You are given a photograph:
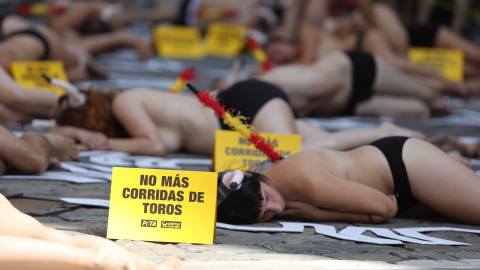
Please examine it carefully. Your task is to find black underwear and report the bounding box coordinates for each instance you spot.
[406,22,440,47]
[216,79,299,130]
[3,28,50,60]
[369,136,419,213]
[343,51,376,115]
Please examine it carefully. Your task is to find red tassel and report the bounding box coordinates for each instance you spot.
[197,90,226,118]
[179,68,196,81]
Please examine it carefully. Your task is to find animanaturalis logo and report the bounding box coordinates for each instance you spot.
[161,221,182,229]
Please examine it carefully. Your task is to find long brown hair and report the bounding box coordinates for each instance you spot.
[55,88,128,138]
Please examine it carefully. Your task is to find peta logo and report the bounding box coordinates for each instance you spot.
[161,221,182,229]
[140,219,157,227]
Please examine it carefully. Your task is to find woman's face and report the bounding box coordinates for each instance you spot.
[264,41,297,64]
[258,182,285,222]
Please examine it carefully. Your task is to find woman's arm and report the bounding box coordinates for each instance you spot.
[48,125,110,151]
[277,200,395,223]
[298,166,398,221]
[296,23,321,64]
[110,97,167,157]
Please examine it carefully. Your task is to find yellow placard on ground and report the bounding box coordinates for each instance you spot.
[153,25,205,59]
[408,47,464,82]
[213,130,302,172]
[10,60,68,95]
[107,167,217,244]
[205,22,247,58]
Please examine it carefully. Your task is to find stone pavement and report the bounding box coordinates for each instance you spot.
[3,21,480,270]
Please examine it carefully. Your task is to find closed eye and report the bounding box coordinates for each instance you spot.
[260,191,269,221]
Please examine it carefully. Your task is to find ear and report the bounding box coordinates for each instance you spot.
[222,170,244,190]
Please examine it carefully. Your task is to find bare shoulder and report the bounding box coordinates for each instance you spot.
[265,150,329,175]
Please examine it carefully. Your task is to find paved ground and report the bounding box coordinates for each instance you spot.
[3,15,480,270]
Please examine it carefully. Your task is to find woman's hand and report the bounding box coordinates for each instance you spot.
[386,194,398,219]
[76,130,110,150]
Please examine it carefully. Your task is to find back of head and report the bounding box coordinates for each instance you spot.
[56,88,127,138]
[217,171,265,224]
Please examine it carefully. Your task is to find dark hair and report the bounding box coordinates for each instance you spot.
[217,171,265,224]
[55,88,128,138]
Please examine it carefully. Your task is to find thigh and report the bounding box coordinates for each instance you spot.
[372,2,409,56]
[355,95,430,119]
[252,98,297,134]
[403,138,480,224]
[373,56,435,99]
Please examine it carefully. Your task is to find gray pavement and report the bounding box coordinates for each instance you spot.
[3,21,480,270]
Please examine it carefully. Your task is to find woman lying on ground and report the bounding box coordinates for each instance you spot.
[0,193,181,269]
[264,12,468,96]
[0,14,107,82]
[257,50,452,119]
[48,79,424,156]
[216,136,480,225]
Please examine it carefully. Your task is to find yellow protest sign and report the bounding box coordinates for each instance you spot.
[205,22,247,58]
[10,60,68,95]
[408,47,464,82]
[213,130,302,171]
[153,25,205,59]
[107,167,217,244]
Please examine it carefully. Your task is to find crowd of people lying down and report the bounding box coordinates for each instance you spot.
[2,0,480,269]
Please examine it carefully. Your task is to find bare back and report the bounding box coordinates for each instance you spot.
[262,147,394,202]
[113,89,220,155]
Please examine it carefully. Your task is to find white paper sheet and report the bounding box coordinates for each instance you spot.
[0,172,105,184]
[217,221,480,245]
[61,198,110,207]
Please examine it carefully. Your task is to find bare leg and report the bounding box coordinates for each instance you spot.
[298,120,426,151]
[372,56,453,114]
[0,68,58,118]
[76,30,153,59]
[252,98,297,134]
[371,2,409,56]
[355,95,432,119]
[0,194,181,270]
[362,29,468,97]
[404,138,480,225]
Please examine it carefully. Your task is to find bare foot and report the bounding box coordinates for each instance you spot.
[44,133,80,161]
[377,122,426,140]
